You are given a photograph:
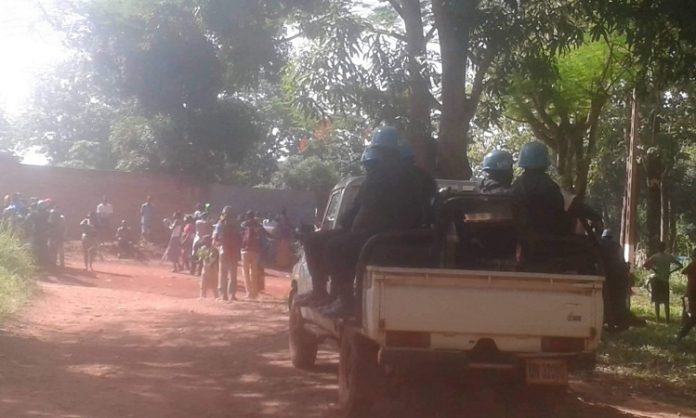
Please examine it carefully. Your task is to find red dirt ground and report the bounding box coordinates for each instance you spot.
[0,243,694,417]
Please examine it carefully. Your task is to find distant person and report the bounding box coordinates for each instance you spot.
[140,196,154,242]
[214,206,241,301]
[47,203,66,268]
[26,199,51,267]
[599,229,631,330]
[116,220,133,258]
[196,235,219,299]
[274,208,294,269]
[193,203,205,220]
[80,214,98,271]
[678,249,696,340]
[240,210,267,300]
[191,212,214,276]
[164,212,184,272]
[96,195,114,242]
[644,242,683,322]
[181,215,195,272]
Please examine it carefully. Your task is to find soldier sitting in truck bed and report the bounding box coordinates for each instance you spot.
[512,141,602,274]
[292,127,403,309]
[294,126,434,318]
[479,149,514,195]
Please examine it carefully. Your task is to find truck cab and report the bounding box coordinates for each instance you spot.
[289,176,604,416]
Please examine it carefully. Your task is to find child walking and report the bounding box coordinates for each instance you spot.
[196,236,219,298]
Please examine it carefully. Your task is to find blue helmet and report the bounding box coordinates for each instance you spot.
[482,150,513,172]
[518,141,551,170]
[370,126,400,149]
[361,146,382,163]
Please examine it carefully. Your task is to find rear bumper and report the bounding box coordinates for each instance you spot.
[378,348,596,373]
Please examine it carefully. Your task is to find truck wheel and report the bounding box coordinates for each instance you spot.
[338,331,385,417]
[289,304,318,369]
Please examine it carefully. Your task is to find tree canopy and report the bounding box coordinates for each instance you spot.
[3,0,696,253]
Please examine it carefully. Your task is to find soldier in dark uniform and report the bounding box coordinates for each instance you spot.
[512,141,570,237]
[479,150,514,194]
[293,127,404,308]
[295,127,433,318]
[400,143,438,225]
[26,200,51,267]
[599,229,631,330]
[319,140,434,318]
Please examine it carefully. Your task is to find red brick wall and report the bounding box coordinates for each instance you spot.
[0,162,316,241]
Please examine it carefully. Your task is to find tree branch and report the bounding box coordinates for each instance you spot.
[430,92,443,111]
[425,25,437,42]
[280,31,305,43]
[516,101,555,144]
[530,94,559,132]
[366,26,407,42]
[386,0,405,19]
[464,43,498,121]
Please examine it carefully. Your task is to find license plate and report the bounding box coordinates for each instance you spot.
[525,359,568,385]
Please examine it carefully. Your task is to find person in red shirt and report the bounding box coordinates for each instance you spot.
[678,249,696,340]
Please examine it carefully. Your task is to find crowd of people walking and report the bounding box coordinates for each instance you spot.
[161,204,293,301]
[2,193,66,269]
[1,191,297,303]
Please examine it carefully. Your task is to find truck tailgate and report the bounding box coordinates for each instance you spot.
[364,267,603,350]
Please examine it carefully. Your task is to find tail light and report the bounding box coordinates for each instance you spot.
[541,337,585,353]
[385,331,430,348]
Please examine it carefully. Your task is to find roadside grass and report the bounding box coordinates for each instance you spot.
[598,278,696,406]
[0,223,36,319]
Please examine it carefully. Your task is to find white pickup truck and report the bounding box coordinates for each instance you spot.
[289,176,604,416]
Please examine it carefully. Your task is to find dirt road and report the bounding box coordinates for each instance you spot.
[0,245,693,418]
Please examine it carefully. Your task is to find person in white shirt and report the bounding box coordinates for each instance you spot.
[95,196,114,241]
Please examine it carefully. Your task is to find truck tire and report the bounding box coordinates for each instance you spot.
[338,331,385,417]
[289,304,318,369]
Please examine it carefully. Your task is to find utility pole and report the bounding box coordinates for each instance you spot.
[623,90,639,264]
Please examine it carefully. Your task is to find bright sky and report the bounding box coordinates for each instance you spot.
[0,0,68,118]
[0,0,68,164]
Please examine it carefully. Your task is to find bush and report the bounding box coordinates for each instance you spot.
[0,222,36,317]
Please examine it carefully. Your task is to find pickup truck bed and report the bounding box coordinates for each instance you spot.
[363,266,603,354]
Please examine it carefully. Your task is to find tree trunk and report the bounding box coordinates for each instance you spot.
[661,180,668,244]
[620,190,627,244]
[669,193,677,253]
[432,0,473,180]
[401,0,436,173]
[644,99,663,255]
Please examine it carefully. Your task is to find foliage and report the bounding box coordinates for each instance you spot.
[10,0,303,180]
[273,156,339,197]
[504,36,632,195]
[585,95,630,230]
[270,116,366,197]
[16,58,125,169]
[0,223,35,318]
